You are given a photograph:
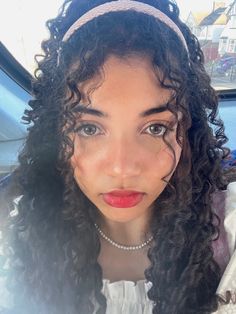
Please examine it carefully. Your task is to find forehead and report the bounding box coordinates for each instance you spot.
[76,54,173,111]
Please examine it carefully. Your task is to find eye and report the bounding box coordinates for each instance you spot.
[143,123,170,137]
[75,123,102,137]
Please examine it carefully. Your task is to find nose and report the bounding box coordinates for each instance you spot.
[106,136,142,179]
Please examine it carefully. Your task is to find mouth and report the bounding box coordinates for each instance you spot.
[102,190,145,208]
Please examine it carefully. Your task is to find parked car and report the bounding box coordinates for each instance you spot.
[215,56,236,75]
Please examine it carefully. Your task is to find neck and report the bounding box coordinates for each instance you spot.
[96,208,153,246]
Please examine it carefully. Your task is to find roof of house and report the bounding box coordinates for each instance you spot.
[214,13,228,25]
[226,0,236,15]
[200,7,227,26]
[191,12,210,25]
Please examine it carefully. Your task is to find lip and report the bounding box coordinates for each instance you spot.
[106,190,144,196]
[102,190,145,208]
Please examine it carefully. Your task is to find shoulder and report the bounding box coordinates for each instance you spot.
[211,182,236,271]
[216,250,236,308]
[212,182,236,254]
[0,249,14,311]
[223,182,236,256]
[213,182,236,305]
[0,193,24,312]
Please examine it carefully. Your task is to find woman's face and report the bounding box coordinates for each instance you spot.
[70,54,182,223]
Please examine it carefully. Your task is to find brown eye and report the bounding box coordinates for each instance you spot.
[144,124,168,137]
[76,123,101,137]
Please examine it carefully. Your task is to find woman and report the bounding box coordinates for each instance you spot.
[0,0,235,313]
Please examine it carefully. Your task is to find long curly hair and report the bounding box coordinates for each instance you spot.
[0,0,232,313]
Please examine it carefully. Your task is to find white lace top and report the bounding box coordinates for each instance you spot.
[1,182,236,313]
[101,279,154,313]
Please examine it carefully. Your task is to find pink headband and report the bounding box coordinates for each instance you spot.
[61,0,188,52]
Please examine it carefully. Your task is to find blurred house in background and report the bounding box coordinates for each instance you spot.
[218,0,236,56]
[185,11,209,37]
[186,0,236,62]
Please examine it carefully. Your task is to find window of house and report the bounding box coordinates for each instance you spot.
[228,39,236,52]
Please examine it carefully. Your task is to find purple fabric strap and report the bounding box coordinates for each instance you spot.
[212,190,230,273]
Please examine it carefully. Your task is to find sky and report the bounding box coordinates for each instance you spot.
[176,0,230,20]
[0,0,233,73]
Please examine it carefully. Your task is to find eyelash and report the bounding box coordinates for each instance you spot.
[75,122,174,138]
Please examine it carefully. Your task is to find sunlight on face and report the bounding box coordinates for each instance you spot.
[70,54,182,223]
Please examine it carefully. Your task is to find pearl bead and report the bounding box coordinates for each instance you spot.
[94,223,153,250]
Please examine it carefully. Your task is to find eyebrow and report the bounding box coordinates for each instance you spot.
[73,103,169,118]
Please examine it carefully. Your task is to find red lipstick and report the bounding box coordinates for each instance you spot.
[102,190,144,208]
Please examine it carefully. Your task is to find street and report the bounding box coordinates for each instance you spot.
[211,76,236,90]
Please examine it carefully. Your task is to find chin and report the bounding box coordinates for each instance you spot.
[99,207,148,223]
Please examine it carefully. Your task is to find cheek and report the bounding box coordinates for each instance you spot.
[71,153,94,195]
[71,136,95,171]
[152,140,182,180]
[70,139,103,191]
[71,143,105,174]
[70,138,89,189]
[71,152,92,180]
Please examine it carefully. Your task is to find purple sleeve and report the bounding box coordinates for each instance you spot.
[211,190,231,274]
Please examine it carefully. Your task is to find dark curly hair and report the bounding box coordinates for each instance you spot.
[0,0,233,313]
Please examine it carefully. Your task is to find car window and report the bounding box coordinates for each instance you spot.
[0,1,64,74]
[0,68,31,177]
[218,98,236,149]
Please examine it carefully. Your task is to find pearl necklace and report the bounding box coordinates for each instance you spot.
[94,223,153,250]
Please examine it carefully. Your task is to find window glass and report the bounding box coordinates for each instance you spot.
[0,69,31,175]
[0,1,64,73]
[0,0,235,91]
